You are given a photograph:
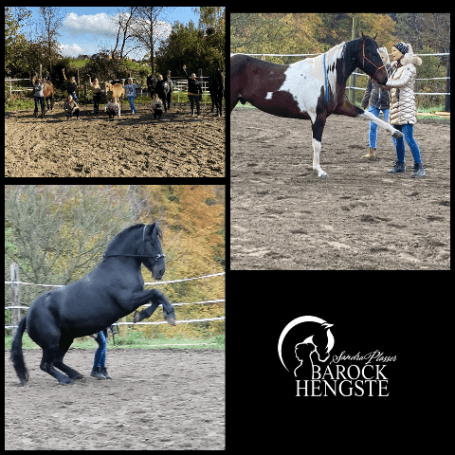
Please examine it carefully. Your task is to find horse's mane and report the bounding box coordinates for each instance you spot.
[105,223,163,253]
[104,224,142,254]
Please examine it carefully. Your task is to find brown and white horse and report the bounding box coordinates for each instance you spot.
[231,33,403,178]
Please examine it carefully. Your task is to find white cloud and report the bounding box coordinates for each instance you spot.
[60,12,172,59]
[63,12,116,38]
[59,42,85,57]
[63,12,172,41]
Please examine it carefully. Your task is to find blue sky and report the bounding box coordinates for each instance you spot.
[21,7,201,60]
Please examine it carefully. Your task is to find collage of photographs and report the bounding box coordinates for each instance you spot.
[5,8,450,450]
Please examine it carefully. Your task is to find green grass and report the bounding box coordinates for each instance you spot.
[5,330,225,351]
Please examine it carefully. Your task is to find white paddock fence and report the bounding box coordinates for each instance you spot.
[5,263,225,340]
[239,52,450,97]
[5,77,216,105]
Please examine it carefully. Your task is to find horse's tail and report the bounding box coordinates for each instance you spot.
[10,317,29,386]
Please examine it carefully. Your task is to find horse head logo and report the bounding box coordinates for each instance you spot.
[278,316,335,378]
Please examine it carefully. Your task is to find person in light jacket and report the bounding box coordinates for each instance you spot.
[385,42,426,178]
[33,78,45,117]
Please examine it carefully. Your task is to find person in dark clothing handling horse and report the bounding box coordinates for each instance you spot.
[183,64,203,118]
[91,328,111,379]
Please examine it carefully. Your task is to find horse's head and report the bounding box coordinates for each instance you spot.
[142,223,166,280]
[357,32,388,86]
[305,322,335,362]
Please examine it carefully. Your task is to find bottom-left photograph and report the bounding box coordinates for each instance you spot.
[5,184,225,450]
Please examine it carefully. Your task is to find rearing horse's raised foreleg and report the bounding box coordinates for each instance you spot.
[130,289,176,326]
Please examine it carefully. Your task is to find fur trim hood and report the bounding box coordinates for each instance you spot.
[378,47,390,66]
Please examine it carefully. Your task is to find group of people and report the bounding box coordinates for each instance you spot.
[33,64,205,121]
[361,41,426,178]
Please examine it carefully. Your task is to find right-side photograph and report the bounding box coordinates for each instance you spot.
[230,12,450,270]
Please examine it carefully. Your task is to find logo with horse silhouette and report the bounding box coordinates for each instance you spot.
[278,316,395,397]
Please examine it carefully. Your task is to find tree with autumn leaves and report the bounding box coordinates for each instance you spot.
[5,185,225,340]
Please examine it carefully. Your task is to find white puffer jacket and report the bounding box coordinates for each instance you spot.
[386,44,422,125]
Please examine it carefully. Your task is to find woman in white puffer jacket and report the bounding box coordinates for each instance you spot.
[385,42,426,178]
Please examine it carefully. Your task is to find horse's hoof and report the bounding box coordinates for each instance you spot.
[318,172,328,178]
[133,311,142,323]
[166,317,176,326]
[392,130,404,139]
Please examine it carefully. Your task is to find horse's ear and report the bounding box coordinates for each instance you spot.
[372,34,377,41]
[359,30,365,39]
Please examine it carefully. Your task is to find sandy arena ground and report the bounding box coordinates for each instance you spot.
[231,109,450,270]
[5,348,225,450]
[5,103,225,177]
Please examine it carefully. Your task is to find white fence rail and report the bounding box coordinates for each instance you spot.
[4,78,34,97]
[5,77,216,104]
[5,263,225,335]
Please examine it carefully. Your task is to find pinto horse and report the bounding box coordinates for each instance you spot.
[11,223,176,386]
[231,33,404,178]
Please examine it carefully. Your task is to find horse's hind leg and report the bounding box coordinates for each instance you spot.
[40,346,74,384]
[53,336,84,381]
[27,308,73,384]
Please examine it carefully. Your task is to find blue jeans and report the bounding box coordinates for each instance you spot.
[127,96,136,114]
[93,330,107,368]
[34,96,45,114]
[368,106,390,148]
[188,94,200,115]
[392,124,422,165]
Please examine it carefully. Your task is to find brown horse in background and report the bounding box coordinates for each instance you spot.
[30,71,55,113]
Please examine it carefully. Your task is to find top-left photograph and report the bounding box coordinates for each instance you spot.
[5,6,226,177]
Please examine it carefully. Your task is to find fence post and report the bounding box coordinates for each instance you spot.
[121,317,127,338]
[198,68,204,104]
[10,263,20,338]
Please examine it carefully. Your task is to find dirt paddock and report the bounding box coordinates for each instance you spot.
[5,103,225,177]
[231,109,450,270]
[5,348,225,450]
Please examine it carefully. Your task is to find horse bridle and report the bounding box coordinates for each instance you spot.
[103,225,166,262]
[362,40,385,77]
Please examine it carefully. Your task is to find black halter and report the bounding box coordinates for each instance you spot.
[103,225,166,261]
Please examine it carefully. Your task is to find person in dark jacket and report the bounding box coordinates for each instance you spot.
[183,64,203,118]
[360,47,391,160]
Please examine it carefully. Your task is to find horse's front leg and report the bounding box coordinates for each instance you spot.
[311,114,328,178]
[131,289,176,326]
[335,98,404,139]
[360,109,404,139]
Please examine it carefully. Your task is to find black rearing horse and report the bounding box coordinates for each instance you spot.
[11,223,176,386]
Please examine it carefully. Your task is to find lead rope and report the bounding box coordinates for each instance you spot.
[323,53,329,102]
